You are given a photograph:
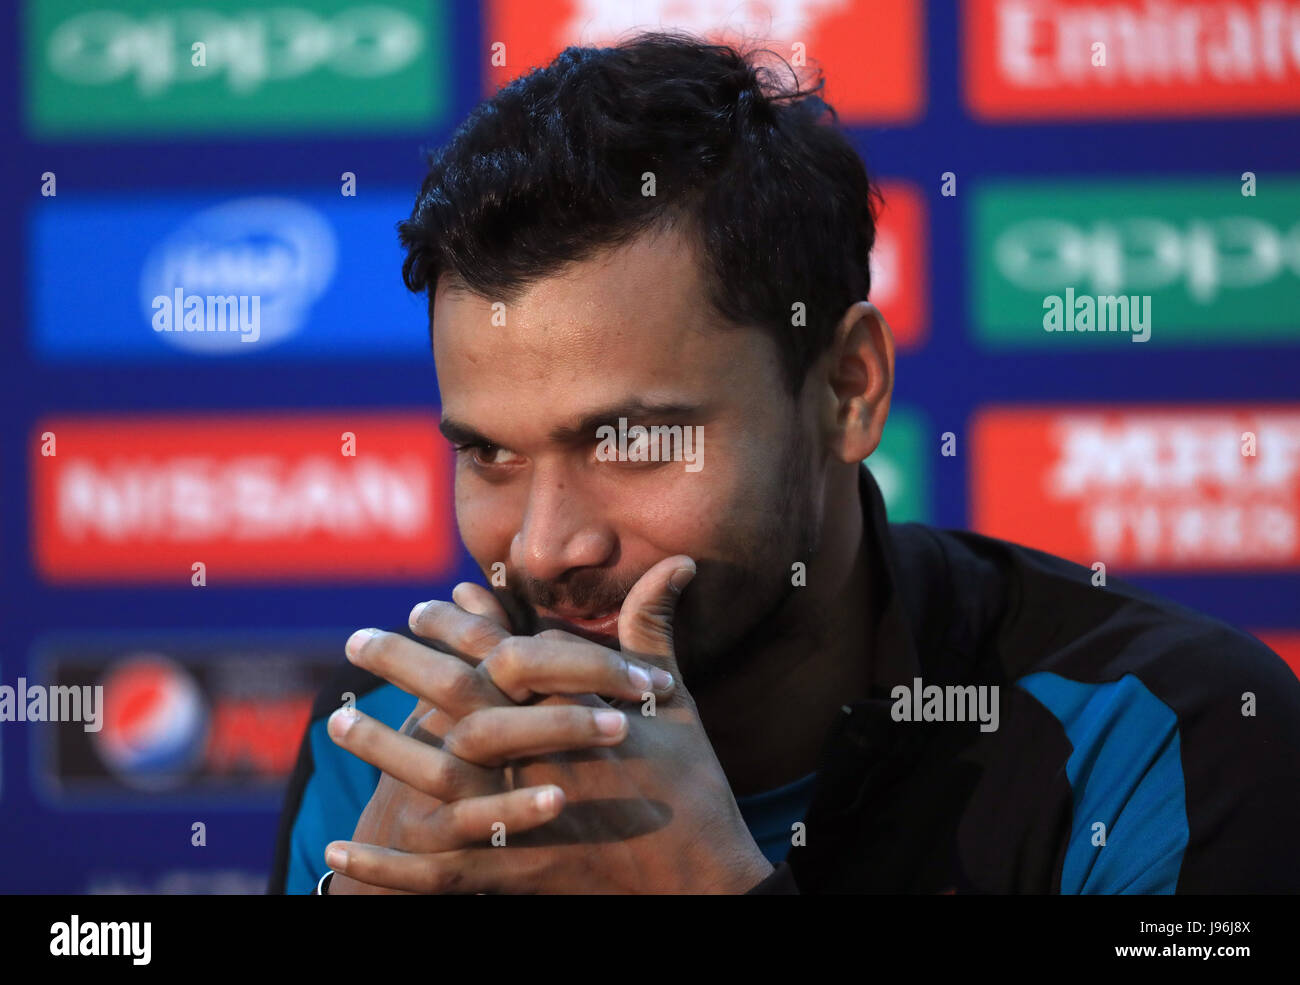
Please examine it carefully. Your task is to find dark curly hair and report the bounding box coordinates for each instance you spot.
[399,31,881,395]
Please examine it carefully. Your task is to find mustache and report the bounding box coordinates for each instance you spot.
[504,570,642,623]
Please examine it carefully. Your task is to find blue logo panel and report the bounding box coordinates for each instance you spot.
[29,192,430,362]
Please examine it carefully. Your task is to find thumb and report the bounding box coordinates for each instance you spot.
[617,554,696,674]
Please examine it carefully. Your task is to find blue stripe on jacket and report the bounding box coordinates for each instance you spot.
[1016,672,1189,894]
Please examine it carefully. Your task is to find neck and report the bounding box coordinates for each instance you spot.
[690,466,874,797]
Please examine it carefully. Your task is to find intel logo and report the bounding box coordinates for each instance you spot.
[139,197,336,355]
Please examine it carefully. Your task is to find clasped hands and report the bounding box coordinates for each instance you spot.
[323,555,774,894]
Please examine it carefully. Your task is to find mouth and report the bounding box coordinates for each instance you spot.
[535,606,622,647]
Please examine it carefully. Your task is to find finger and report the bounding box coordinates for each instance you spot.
[326,873,418,895]
[451,582,514,633]
[346,628,510,719]
[408,598,512,663]
[401,699,453,744]
[481,633,675,704]
[375,784,566,855]
[618,554,695,675]
[323,843,533,895]
[443,704,629,765]
[327,706,500,801]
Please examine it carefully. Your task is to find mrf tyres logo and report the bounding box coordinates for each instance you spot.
[974,180,1300,347]
[140,198,335,354]
[971,406,1300,571]
[26,0,446,136]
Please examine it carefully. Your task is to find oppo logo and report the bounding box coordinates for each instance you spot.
[995,216,1300,302]
[46,6,425,96]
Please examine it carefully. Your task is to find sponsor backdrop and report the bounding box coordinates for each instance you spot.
[2,0,1298,892]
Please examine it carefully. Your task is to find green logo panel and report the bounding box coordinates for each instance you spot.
[26,0,448,136]
[972,180,1300,347]
[865,405,929,524]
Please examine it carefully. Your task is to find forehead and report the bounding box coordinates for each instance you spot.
[431,224,782,423]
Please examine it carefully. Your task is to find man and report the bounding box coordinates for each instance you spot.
[269,32,1300,894]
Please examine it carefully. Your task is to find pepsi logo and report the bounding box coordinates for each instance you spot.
[94,655,210,790]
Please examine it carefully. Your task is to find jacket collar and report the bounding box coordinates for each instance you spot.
[858,462,924,698]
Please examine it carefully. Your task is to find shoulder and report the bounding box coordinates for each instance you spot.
[899,523,1299,702]
[884,522,1300,891]
[307,657,406,727]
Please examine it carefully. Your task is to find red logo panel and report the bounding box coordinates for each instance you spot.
[970,406,1300,571]
[966,0,1300,120]
[32,413,456,583]
[486,0,925,123]
[1252,631,1300,681]
[873,180,929,350]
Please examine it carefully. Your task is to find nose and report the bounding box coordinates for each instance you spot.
[510,463,615,584]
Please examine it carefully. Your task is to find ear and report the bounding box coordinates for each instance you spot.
[816,301,895,463]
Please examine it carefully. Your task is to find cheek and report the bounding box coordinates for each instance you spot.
[454,475,518,570]
[626,472,741,559]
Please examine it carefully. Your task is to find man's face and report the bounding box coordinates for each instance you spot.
[432,223,824,685]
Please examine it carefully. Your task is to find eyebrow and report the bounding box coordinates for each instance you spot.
[439,399,705,448]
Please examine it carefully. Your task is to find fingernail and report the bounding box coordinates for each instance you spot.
[627,664,650,691]
[594,710,626,736]
[325,846,348,870]
[329,706,359,738]
[533,787,562,813]
[650,667,674,689]
[345,628,378,660]
[409,600,432,627]
[669,563,696,593]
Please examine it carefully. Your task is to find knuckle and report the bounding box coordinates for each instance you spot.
[394,808,426,848]
[437,664,485,709]
[536,628,582,645]
[439,718,478,761]
[462,619,507,654]
[601,651,631,684]
[521,849,552,887]
[422,752,461,799]
[485,636,537,686]
[422,856,464,894]
[440,798,472,839]
[626,608,667,644]
[488,635,526,669]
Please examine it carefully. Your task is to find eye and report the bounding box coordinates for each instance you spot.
[595,424,675,470]
[455,442,522,468]
[627,429,651,457]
